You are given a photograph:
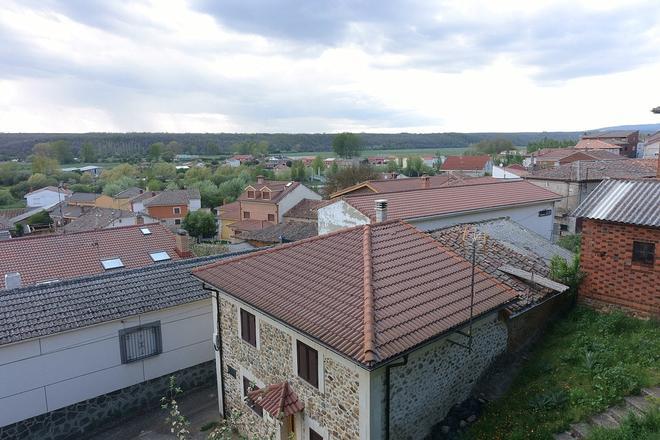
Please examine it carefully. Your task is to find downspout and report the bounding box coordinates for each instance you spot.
[384,355,408,440]
[203,284,227,417]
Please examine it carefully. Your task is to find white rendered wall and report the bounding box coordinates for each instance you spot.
[317,200,370,235]
[277,184,322,222]
[25,191,67,208]
[0,299,213,427]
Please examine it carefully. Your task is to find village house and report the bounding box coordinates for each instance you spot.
[573,178,659,317]
[440,155,493,176]
[61,207,157,233]
[492,164,529,179]
[142,188,201,227]
[227,177,321,239]
[0,250,250,440]
[192,219,570,440]
[23,186,71,208]
[218,201,241,241]
[525,159,658,235]
[524,148,623,169]
[319,179,560,239]
[641,131,660,159]
[580,130,639,157]
[0,223,189,289]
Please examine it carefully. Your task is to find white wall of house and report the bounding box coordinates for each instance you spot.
[318,200,557,240]
[277,185,322,222]
[189,198,202,211]
[25,190,68,208]
[0,299,213,427]
[492,166,524,179]
[641,140,659,158]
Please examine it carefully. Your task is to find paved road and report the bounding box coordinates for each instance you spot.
[92,386,221,440]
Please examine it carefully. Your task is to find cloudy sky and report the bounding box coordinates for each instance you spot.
[1,0,659,133]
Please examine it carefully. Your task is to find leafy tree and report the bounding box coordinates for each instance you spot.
[0,162,30,185]
[311,155,325,175]
[0,189,14,206]
[31,155,59,175]
[80,142,97,163]
[100,163,138,182]
[550,254,585,295]
[27,173,57,190]
[527,137,575,153]
[557,234,581,253]
[386,160,400,173]
[148,142,164,161]
[184,167,212,185]
[32,142,53,157]
[147,179,163,191]
[151,162,177,180]
[323,164,379,197]
[161,148,175,162]
[26,210,52,226]
[182,211,217,241]
[68,183,94,193]
[10,181,31,199]
[51,140,73,163]
[102,176,137,196]
[404,156,425,177]
[332,132,362,158]
[217,177,248,204]
[165,181,180,190]
[465,138,513,156]
[290,160,306,181]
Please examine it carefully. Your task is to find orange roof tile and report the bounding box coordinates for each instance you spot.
[441,155,491,170]
[248,382,304,418]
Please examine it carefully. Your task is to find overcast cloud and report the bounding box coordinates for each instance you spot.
[1,0,659,133]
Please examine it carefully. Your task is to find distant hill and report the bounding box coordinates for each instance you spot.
[0,131,581,160]
[591,123,660,134]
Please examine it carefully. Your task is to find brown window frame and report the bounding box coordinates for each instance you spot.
[262,191,270,200]
[267,213,275,222]
[173,207,181,214]
[247,190,255,199]
[632,241,655,265]
[240,309,257,347]
[309,428,323,440]
[296,340,319,388]
[242,377,263,417]
[243,211,250,219]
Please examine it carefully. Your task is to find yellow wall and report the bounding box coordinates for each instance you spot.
[94,195,132,210]
[220,219,237,240]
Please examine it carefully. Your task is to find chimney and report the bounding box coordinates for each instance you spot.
[257,175,265,185]
[136,214,144,225]
[374,199,388,223]
[4,272,21,289]
[175,229,190,257]
[421,175,430,189]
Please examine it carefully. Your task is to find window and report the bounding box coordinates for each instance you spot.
[297,341,319,387]
[101,258,124,270]
[309,429,323,440]
[247,190,255,199]
[262,191,270,200]
[173,207,181,214]
[119,321,162,363]
[242,377,263,416]
[632,241,655,265]
[267,213,275,222]
[140,227,152,235]
[240,309,257,347]
[538,209,552,217]
[150,251,171,262]
[243,211,251,219]
[174,219,181,225]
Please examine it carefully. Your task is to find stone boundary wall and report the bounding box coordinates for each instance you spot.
[0,361,215,440]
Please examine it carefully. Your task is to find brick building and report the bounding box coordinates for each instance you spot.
[574,178,659,317]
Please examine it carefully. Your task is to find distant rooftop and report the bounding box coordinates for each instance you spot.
[441,155,491,171]
[143,189,200,207]
[527,159,657,182]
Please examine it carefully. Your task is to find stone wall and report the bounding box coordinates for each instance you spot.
[219,298,361,439]
[0,361,215,440]
[580,219,659,317]
[384,313,507,440]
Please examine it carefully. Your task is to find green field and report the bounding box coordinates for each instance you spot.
[287,147,469,158]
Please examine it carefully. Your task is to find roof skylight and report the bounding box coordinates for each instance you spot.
[140,228,152,235]
[149,251,171,262]
[101,258,125,270]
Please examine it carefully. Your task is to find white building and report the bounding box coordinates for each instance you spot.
[317,180,560,240]
[24,186,72,208]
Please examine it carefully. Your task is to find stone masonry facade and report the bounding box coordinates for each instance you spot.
[0,361,216,440]
[219,298,361,439]
[388,313,508,440]
[580,219,659,317]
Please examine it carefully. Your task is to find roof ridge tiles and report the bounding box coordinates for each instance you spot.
[341,178,518,199]
[362,224,379,366]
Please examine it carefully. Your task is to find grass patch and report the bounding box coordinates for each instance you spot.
[586,404,659,440]
[464,307,660,440]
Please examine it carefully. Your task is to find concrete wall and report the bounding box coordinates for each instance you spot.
[25,190,67,208]
[278,185,322,223]
[0,299,214,428]
[492,166,523,179]
[317,200,370,235]
[214,294,366,440]
[369,313,508,440]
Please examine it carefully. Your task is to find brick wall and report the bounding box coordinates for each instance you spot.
[580,219,659,316]
[240,200,278,222]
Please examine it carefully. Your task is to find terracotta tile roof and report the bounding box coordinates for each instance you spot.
[68,192,99,203]
[342,180,560,222]
[62,207,137,233]
[229,219,274,232]
[527,159,657,182]
[441,155,491,171]
[131,190,160,204]
[330,176,497,198]
[114,187,145,199]
[283,199,333,220]
[143,189,200,207]
[218,201,241,221]
[0,223,185,289]
[240,221,317,243]
[248,382,304,418]
[193,220,517,368]
[574,139,621,151]
[238,180,301,204]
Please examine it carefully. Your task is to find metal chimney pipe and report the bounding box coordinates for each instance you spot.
[375,199,388,223]
[4,272,22,290]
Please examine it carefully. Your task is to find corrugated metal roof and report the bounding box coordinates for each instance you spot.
[573,178,660,227]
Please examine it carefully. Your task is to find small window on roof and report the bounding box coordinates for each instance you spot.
[101,258,124,270]
[140,227,152,235]
[150,251,171,262]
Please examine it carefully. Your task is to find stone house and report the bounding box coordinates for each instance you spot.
[573,178,659,317]
[193,219,570,439]
[580,130,639,157]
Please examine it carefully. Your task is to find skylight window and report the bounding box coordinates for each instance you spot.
[101,258,125,270]
[150,251,171,262]
[140,228,152,235]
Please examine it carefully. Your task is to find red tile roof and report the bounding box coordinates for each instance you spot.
[248,382,304,418]
[0,223,185,289]
[342,180,560,222]
[441,155,491,171]
[229,219,274,232]
[283,199,334,220]
[574,139,621,151]
[218,201,241,221]
[193,220,517,367]
[330,175,497,198]
[239,180,301,204]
